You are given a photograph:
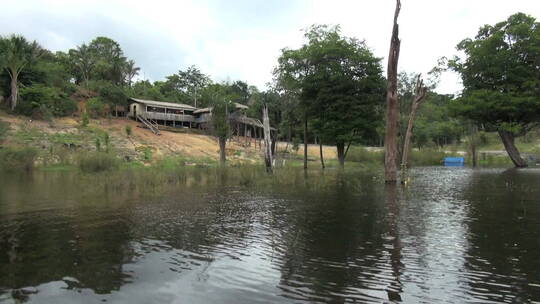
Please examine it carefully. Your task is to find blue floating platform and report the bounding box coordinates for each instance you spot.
[444,157,465,167]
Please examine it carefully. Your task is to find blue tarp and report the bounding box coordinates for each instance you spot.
[444,157,465,167]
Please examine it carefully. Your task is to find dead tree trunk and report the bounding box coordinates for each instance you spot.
[263,104,273,173]
[218,136,227,164]
[498,130,527,167]
[400,74,426,182]
[319,140,325,169]
[303,114,308,170]
[384,0,401,183]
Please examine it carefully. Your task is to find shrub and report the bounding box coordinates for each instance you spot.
[81,111,89,127]
[17,84,77,118]
[88,81,128,107]
[0,120,9,141]
[95,137,101,152]
[0,147,38,172]
[292,137,300,152]
[103,132,110,153]
[143,147,153,161]
[409,149,447,166]
[86,97,106,118]
[346,147,384,164]
[125,125,132,137]
[78,152,120,173]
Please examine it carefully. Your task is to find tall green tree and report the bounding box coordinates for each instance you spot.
[210,97,233,164]
[275,25,385,168]
[86,37,127,85]
[0,35,43,110]
[68,43,95,87]
[164,66,211,106]
[274,38,311,169]
[123,59,140,87]
[449,13,540,167]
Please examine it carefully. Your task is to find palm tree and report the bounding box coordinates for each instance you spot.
[68,43,95,88]
[0,35,42,110]
[124,59,140,87]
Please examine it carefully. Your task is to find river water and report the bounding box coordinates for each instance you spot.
[0,167,539,303]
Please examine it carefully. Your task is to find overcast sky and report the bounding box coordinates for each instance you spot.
[1,0,538,94]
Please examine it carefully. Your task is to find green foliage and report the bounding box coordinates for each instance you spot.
[103,132,110,153]
[143,147,153,161]
[67,36,139,87]
[346,147,384,164]
[413,93,464,147]
[0,120,9,141]
[95,137,101,152]
[13,127,45,143]
[0,35,44,109]
[155,156,187,169]
[89,80,128,107]
[130,80,166,101]
[81,111,89,127]
[346,146,452,166]
[292,137,300,152]
[0,146,38,172]
[210,98,233,140]
[88,37,125,85]
[17,84,77,117]
[409,149,448,166]
[162,65,211,105]
[449,13,540,136]
[125,125,132,137]
[86,97,106,118]
[275,25,385,149]
[77,152,119,173]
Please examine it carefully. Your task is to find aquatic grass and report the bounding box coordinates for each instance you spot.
[0,146,38,172]
[345,147,384,164]
[77,152,120,173]
[409,149,448,166]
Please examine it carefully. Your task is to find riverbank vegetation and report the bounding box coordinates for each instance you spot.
[0,11,538,175]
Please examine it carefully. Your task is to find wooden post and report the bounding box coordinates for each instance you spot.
[384,0,401,183]
[244,124,248,146]
[263,104,273,173]
[400,74,427,183]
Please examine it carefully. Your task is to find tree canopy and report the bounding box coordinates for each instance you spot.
[275,25,385,166]
[449,12,540,167]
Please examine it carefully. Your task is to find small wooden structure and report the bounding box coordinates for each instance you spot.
[194,103,269,143]
[127,98,197,130]
[127,98,274,140]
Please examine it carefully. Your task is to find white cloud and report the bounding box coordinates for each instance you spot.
[0,0,538,94]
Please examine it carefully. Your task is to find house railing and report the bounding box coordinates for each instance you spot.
[142,112,196,122]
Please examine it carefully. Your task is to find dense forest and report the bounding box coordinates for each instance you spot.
[0,12,538,168]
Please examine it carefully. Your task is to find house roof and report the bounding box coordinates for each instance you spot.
[233,116,264,128]
[193,107,211,114]
[129,98,197,111]
[193,102,248,114]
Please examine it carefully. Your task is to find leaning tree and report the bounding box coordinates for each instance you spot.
[450,13,540,167]
[0,35,42,110]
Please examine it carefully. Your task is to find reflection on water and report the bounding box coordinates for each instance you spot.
[0,167,539,303]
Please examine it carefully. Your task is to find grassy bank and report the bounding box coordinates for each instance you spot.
[1,111,537,174]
